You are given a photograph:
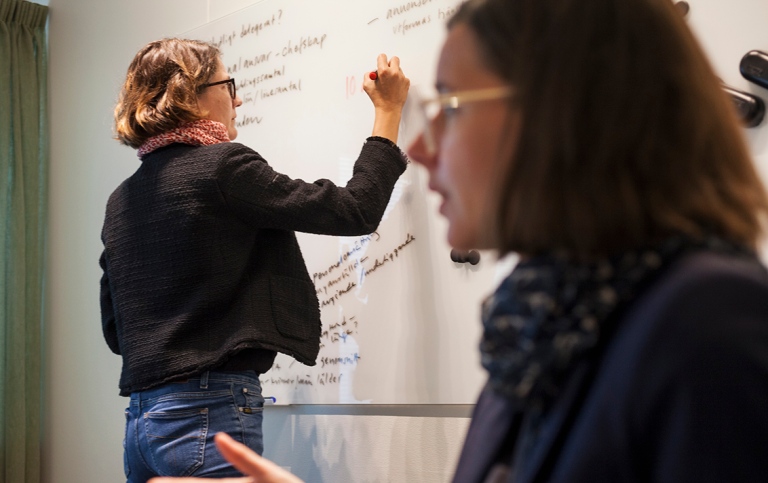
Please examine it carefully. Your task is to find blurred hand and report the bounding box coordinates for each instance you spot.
[363,53,410,113]
[148,432,304,483]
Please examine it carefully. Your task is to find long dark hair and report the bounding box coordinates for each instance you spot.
[451,0,768,259]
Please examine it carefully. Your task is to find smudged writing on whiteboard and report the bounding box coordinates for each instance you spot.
[386,0,433,19]
[320,316,360,348]
[236,115,262,128]
[313,233,380,284]
[211,30,237,49]
[228,54,276,76]
[392,15,432,35]
[258,79,302,100]
[239,67,291,94]
[314,232,416,308]
[276,34,328,58]
[319,281,356,308]
[240,10,283,40]
[320,354,361,368]
[438,5,459,21]
[361,232,416,281]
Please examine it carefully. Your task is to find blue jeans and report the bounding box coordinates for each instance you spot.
[123,371,264,482]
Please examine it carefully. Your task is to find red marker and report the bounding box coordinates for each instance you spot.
[369,71,378,81]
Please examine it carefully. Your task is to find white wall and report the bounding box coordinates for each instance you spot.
[42,0,768,482]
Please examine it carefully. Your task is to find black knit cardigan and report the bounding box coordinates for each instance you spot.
[100,137,407,396]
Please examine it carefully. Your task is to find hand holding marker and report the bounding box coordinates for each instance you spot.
[362,54,410,143]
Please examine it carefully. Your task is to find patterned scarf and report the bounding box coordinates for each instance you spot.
[480,236,752,409]
[137,119,230,158]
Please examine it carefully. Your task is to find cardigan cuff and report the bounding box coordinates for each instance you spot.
[366,136,410,164]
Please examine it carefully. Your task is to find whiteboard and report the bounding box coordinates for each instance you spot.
[186,0,506,404]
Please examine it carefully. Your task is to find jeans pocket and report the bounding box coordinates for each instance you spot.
[143,407,209,476]
[233,385,265,455]
[237,385,264,414]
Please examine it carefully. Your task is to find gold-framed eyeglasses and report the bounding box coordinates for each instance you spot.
[402,86,515,154]
[201,78,237,100]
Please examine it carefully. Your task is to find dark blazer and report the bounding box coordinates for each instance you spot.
[100,138,406,396]
[453,251,768,482]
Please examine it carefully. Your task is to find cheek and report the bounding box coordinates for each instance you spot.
[445,119,509,236]
[442,124,499,199]
[440,136,487,234]
[220,100,232,121]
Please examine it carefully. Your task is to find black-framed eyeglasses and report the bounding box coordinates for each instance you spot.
[201,78,237,100]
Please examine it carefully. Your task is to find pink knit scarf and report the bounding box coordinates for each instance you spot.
[137,119,230,158]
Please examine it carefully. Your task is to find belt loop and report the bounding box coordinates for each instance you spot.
[200,371,209,389]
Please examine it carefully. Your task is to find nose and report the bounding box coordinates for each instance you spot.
[234,95,243,108]
[407,132,437,168]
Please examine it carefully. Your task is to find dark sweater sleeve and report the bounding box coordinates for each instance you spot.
[215,137,407,235]
[99,248,120,355]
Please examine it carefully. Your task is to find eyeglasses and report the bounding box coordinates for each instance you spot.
[402,86,514,154]
[201,78,237,100]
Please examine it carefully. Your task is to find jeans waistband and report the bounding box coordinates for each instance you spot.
[129,370,261,406]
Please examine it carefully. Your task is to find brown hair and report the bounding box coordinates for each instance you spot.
[451,0,768,259]
[114,38,221,148]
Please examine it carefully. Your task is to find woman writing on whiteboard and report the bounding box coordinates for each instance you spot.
[100,38,409,480]
[152,0,768,481]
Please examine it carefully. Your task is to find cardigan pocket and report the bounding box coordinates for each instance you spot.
[269,275,319,341]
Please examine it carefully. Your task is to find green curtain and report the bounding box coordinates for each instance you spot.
[0,0,48,482]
